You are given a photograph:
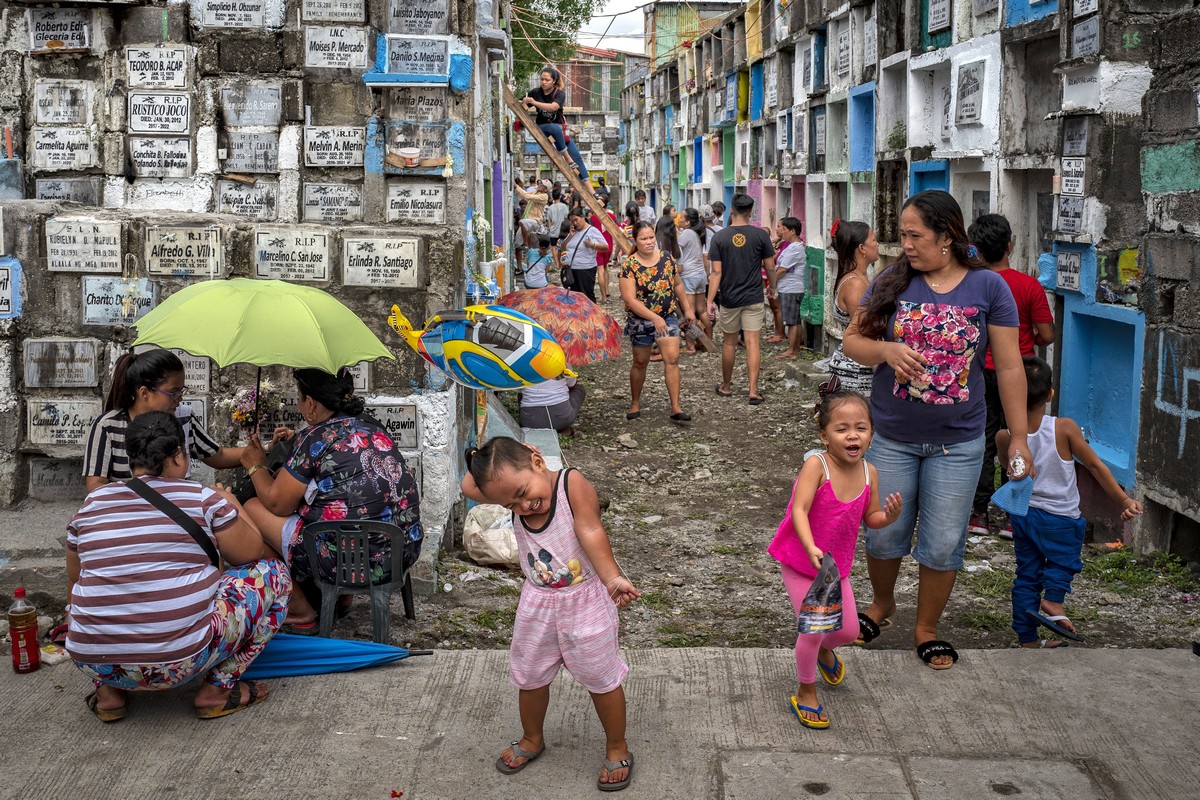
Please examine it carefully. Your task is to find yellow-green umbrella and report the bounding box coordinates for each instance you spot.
[132,278,394,373]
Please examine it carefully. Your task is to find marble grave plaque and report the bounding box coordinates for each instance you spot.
[34,79,94,125]
[24,338,98,388]
[253,227,331,281]
[388,0,450,35]
[1061,158,1086,196]
[200,0,266,27]
[223,131,279,173]
[342,237,419,288]
[145,226,223,277]
[367,402,419,448]
[126,46,189,89]
[129,136,192,178]
[387,87,448,122]
[302,183,363,222]
[28,458,86,502]
[82,277,157,325]
[1057,251,1081,291]
[31,128,98,171]
[304,126,365,167]
[384,36,450,77]
[170,349,212,394]
[217,179,278,220]
[27,400,101,447]
[35,177,102,204]
[220,83,282,128]
[46,218,122,273]
[386,182,445,224]
[386,121,448,161]
[303,0,366,22]
[1072,17,1100,58]
[1058,195,1084,235]
[28,8,90,53]
[128,92,191,134]
[305,26,369,69]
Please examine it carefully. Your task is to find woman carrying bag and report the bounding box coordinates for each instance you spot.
[560,207,607,302]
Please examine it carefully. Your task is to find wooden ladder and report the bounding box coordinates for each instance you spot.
[502,85,633,255]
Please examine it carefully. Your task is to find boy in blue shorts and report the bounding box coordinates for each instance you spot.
[997,356,1143,648]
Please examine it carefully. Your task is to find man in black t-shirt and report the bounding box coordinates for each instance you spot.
[706,192,777,405]
[522,66,590,181]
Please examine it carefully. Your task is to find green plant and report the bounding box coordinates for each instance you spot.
[962,566,1015,599]
[957,609,1011,631]
[711,544,737,555]
[656,622,711,647]
[886,121,906,151]
[639,590,671,611]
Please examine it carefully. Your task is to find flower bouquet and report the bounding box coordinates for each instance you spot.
[213,380,285,441]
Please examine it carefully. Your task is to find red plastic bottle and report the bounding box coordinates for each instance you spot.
[9,588,41,674]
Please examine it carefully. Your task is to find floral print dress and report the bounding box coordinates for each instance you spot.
[620,251,680,332]
[284,415,422,585]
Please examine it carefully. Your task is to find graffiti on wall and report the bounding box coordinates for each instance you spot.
[1153,329,1200,459]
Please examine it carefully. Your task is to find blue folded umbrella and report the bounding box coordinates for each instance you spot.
[243,633,432,679]
[992,476,1034,517]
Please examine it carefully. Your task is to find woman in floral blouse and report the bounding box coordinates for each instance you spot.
[618,220,697,425]
[239,368,421,634]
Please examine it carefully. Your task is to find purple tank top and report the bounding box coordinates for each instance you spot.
[768,453,871,578]
[512,468,596,589]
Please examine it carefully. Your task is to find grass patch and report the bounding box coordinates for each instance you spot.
[493,583,522,597]
[727,629,774,647]
[655,622,712,647]
[474,607,516,630]
[638,590,671,611]
[961,567,1014,599]
[1082,550,1199,594]
[711,545,736,555]
[958,609,1012,631]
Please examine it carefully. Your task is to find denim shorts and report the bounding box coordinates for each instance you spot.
[864,430,986,571]
[625,313,680,348]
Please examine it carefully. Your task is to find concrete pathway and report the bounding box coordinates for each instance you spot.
[2,645,1196,799]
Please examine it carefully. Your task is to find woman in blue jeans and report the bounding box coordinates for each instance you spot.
[842,190,1032,670]
[523,65,590,182]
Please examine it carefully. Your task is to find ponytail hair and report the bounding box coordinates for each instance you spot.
[125,411,185,475]
[655,215,680,259]
[464,436,534,491]
[294,367,365,417]
[104,348,185,413]
[683,207,706,246]
[857,190,984,340]
[540,65,564,91]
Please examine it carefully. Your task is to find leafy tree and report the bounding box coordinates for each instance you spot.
[510,0,607,83]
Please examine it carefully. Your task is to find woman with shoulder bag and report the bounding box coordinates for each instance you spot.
[560,207,607,302]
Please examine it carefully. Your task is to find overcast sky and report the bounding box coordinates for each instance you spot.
[578,0,647,55]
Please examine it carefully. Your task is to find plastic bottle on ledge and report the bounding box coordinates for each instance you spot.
[9,588,41,674]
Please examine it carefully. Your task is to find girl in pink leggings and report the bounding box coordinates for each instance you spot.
[768,386,902,729]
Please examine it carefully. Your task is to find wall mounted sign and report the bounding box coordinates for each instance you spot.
[28,458,86,502]
[388,0,450,35]
[342,237,419,288]
[126,46,189,89]
[303,126,366,167]
[129,136,192,178]
[386,121,448,161]
[24,338,98,388]
[387,87,448,122]
[1074,0,1098,17]
[253,227,331,281]
[1061,158,1086,196]
[955,60,985,125]
[34,79,94,125]
[302,183,364,222]
[217,179,278,220]
[1056,251,1081,291]
[836,29,850,77]
[928,0,951,33]
[220,83,282,128]
[1057,195,1084,234]
[303,0,365,22]
[27,399,101,447]
[366,402,419,448]
[145,226,223,277]
[46,218,122,273]
[346,361,369,391]
[386,182,445,224]
[305,26,369,69]
[35,177,102,204]
[1062,117,1089,157]
[0,257,19,319]
[81,277,157,325]
[128,92,191,134]
[383,35,450,77]
[28,8,90,53]
[199,0,265,27]
[1072,17,1100,58]
[223,131,279,173]
[170,349,212,394]
[31,128,98,171]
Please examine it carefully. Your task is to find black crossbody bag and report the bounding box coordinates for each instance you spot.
[127,477,220,569]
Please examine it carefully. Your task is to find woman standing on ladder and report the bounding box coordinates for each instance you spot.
[523,65,590,183]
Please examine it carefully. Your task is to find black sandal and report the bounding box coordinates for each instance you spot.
[916,640,959,670]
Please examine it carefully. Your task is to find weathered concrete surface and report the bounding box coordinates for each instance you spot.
[0,646,1195,799]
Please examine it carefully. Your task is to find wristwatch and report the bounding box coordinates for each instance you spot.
[247,464,265,478]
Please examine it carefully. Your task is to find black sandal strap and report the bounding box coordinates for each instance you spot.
[857,612,881,643]
[916,640,959,664]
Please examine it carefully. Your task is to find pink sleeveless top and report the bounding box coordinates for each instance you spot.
[512,468,597,589]
[768,453,871,578]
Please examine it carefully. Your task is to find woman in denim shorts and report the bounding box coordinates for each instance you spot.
[843,190,1031,670]
[618,221,697,425]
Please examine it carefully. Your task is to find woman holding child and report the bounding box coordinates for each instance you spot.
[842,190,1032,670]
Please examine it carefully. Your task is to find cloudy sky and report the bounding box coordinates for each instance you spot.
[577,0,647,55]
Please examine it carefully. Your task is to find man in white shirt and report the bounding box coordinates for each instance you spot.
[635,189,656,224]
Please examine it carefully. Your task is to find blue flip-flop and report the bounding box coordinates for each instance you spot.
[1027,610,1085,642]
[817,652,845,686]
[789,696,830,729]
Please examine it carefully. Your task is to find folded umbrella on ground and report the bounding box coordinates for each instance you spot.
[243,633,432,680]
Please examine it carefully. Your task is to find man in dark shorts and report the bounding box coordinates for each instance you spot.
[706,192,777,404]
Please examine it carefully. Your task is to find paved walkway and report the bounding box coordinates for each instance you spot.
[2,645,1196,799]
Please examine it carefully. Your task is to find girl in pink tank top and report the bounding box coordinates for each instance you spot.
[462,436,640,792]
[767,388,902,730]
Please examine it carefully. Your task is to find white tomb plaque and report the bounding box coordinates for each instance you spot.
[27,399,100,447]
[200,0,266,27]
[928,0,951,33]
[171,349,212,394]
[388,87,448,122]
[388,0,450,35]
[0,262,13,317]
[1074,0,1099,17]
[386,182,445,224]
[384,36,450,77]
[305,26,369,69]
[304,127,366,167]
[342,237,419,288]
[254,227,331,281]
[145,226,223,277]
[46,219,122,273]
[1056,251,1081,291]
[28,458,86,502]
[1063,117,1089,157]
[35,177,102,204]
[24,339,98,388]
[836,29,850,77]
[367,402,419,448]
[28,8,90,53]
[387,121,448,161]
[129,136,192,178]
[766,60,778,107]
[303,0,366,22]
[955,60,985,125]
[1072,17,1100,58]
[82,277,157,325]
[864,11,878,64]
[126,46,189,89]
[34,80,94,125]
[220,84,283,128]
[223,131,279,173]
[128,92,191,134]
[1061,158,1086,196]
[346,361,369,391]
[1058,196,1084,234]
[217,179,278,220]
[31,128,98,171]
[813,109,827,155]
[302,183,364,222]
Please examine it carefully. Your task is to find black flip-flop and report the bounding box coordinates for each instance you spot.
[626,410,641,420]
[714,384,733,397]
[748,394,765,405]
[669,412,691,425]
[916,640,959,670]
[1027,610,1085,642]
